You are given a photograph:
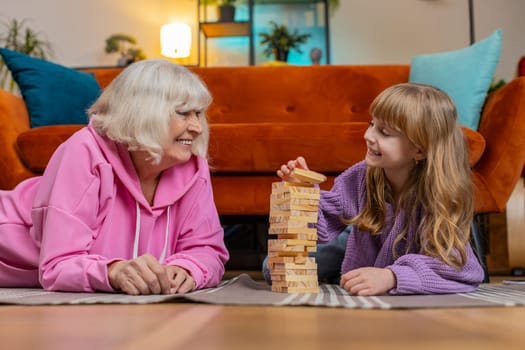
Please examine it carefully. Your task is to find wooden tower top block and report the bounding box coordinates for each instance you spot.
[289,168,327,184]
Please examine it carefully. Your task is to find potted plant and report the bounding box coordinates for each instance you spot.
[202,0,239,22]
[0,18,54,92]
[258,21,311,62]
[104,34,146,67]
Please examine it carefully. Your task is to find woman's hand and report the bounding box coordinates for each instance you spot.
[276,156,309,182]
[166,265,196,294]
[340,267,396,296]
[108,254,195,295]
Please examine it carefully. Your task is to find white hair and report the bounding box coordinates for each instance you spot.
[89,59,212,163]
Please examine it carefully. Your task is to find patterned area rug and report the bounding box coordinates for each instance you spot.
[1,274,525,309]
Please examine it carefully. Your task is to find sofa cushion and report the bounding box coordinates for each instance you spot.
[409,29,502,130]
[17,122,485,175]
[16,125,84,172]
[0,48,101,128]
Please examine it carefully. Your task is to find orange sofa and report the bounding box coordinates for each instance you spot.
[1,65,525,222]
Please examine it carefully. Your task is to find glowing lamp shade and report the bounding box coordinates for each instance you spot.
[161,23,191,58]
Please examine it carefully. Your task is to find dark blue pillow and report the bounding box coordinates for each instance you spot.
[0,48,101,127]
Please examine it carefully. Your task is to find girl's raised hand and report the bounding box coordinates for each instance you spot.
[276,156,309,182]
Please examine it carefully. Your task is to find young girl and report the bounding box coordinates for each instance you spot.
[275,83,484,295]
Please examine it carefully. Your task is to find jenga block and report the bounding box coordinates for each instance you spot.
[269,210,318,220]
[271,274,319,287]
[270,264,317,278]
[271,189,321,200]
[277,233,318,240]
[268,239,316,249]
[269,215,318,224]
[270,195,319,206]
[267,251,309,258]
[272,181,319,191]
[272,285,320,293]
[269,226,317,235]
[270,202,319,212]
[269,220,310,229]
[271,181,313,189]
[272,274,318,282]
[270,262,317,271]
[267,256,315,265]
[289,168,327,184]
[272,282,319,289]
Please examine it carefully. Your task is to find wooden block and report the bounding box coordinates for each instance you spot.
[269,210,318,220]
[272,285,320,293]
[270,270,318,278]
[267,245,317,254]
[289,168,327,184]
[268,225,317,235]
[268,239,316,249]
[271,189,320,200]
[270,202,319,212]
[272,281,319,288]
[272,181,319,192]
[267,251,309,258]
[267,256,315,265]
[271,275,318,282]
[277,233,318,240]
[270,262,317,271]
[269,215,317,224]
[271,181,313,189]
[269,220,310,229]
[270,196,320,207]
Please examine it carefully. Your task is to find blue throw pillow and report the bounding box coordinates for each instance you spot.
[0,48,101,128]
[409,29,502,130]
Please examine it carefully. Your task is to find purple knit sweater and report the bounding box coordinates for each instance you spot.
[317,161,484,295]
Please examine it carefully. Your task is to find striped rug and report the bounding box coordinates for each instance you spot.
[1,274,524,308]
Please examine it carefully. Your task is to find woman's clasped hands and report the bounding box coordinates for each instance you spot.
[108,254,195,295]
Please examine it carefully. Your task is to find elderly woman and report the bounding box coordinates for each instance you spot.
[0,59,229,295]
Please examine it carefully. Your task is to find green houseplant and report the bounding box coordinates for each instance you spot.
[258,21,311,62]
[0,18,54,92]
[104,34,146,67]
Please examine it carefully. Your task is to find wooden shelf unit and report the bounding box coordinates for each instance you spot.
[197,0,330,67]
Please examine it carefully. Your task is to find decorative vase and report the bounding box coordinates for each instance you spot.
[273,48,289,62]
[218,5,235,22]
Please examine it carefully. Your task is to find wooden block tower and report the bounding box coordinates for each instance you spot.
[267,168,327,293]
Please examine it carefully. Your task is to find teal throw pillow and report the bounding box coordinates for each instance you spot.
[0,48,101,128]
[409,29,502,130]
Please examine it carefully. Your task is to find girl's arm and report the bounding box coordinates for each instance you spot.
[387,245,485,294]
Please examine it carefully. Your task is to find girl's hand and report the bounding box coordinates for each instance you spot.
[276,156,309,182]
[340,267,396,296]
[108,254,194,295]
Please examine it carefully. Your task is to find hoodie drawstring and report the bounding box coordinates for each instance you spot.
[133,202,170,263]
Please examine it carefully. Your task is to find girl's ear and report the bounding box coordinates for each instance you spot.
[415,148,426,161]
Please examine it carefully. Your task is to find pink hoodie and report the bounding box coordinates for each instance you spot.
[0,124,229,292]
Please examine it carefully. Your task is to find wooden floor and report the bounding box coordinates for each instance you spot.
[1,291,524,350]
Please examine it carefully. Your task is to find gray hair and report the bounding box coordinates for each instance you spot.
[88,59,212,163]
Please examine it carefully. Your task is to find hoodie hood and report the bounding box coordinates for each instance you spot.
[87,123,204,211]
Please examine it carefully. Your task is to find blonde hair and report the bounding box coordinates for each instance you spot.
[89,59,212,163]
[348,83,473,268]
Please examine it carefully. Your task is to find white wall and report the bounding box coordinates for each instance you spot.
[1,0,524,81]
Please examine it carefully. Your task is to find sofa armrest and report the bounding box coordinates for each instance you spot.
[473,77,525,213]
[0,89,34,189]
